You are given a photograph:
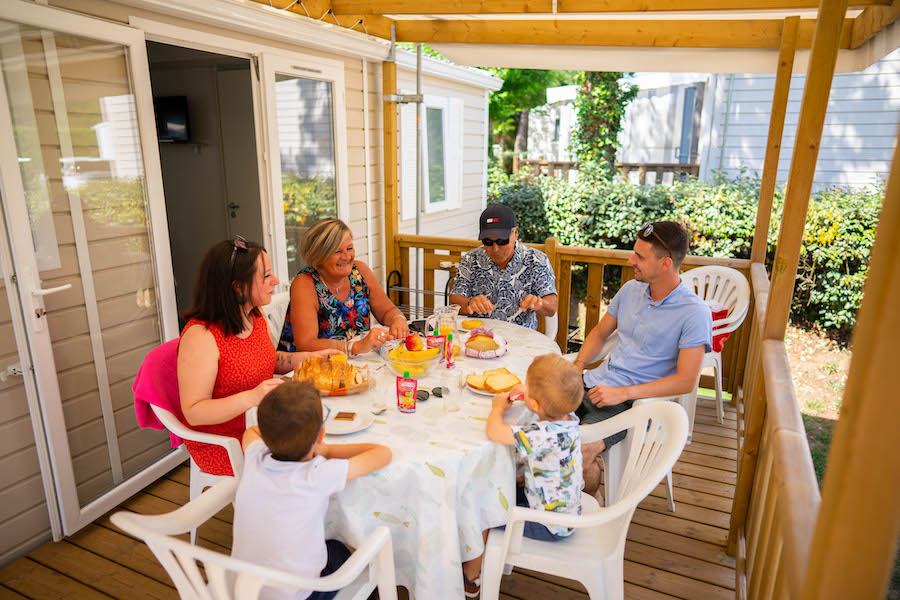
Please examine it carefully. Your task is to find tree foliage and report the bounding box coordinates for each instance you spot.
[485,68,577,139]
[570,72,638,173]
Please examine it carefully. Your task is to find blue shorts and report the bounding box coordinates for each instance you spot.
[497,486,569,542]
[307,540,353,600]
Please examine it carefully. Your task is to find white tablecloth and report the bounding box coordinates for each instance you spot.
[322,319,561,600]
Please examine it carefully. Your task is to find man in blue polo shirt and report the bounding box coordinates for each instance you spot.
[571,221,712,494]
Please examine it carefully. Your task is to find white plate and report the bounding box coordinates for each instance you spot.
[466,383,497,396]
[324,410,375,436]
[459,331,509,359]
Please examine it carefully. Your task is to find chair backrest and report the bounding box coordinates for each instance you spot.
[578,402,688,543]
[261,291,290,347]
[111,479,397,600]
[680,265,750,336]
[540,312,559,341]
[150,404,245,477]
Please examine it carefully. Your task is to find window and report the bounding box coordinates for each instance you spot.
[400,94,463,219]
[261,53,348,281]
[425,106,446,205]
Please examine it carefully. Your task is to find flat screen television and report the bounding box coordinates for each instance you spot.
[153,96,190,143]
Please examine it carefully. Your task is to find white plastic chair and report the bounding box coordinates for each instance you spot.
[680,266,750,424]
[541,312,559,341]
[261,291,291,347]
[111,479,398,600]
[565,330,695,512]
[150,404,243,544]
[480,402,689,600]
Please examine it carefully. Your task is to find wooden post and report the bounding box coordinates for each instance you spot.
[584,263,604,335]
[751,16,799,264]
[512,155,520,173]
[763,0,848,342]
[383,60,399,297]
[800,123,900,600]
[556,260,572,353]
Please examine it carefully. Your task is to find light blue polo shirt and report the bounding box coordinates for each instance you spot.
[583,280,712,389]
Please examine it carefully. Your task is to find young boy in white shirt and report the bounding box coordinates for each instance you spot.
[232,381,391,600]
[462,354,584,597]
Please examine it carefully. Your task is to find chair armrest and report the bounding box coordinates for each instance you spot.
[312,526,393,591]
[564,331,618,366]
[111,478,240,536]
[150,405,245,476]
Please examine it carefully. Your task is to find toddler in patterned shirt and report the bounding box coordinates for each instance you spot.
[462,353,584,597]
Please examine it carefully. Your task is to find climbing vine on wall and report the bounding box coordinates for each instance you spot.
[569,72,638,175]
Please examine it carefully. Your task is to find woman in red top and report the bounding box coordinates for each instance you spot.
[177,237,339,475]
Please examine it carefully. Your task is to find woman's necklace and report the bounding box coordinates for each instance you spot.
[325,277,348,295]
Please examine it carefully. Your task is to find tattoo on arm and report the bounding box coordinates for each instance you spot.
[276,352,293,371]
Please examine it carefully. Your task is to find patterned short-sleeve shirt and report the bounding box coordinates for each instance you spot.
[511,414,584,537]
[451,242,557,329]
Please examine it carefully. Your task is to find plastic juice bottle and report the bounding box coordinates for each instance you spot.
[445,334,456,369]
[396,371,417,413]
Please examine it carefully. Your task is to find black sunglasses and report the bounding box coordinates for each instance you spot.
[638,222,672,258]
[229,235,249,274]
[481,238,510,247]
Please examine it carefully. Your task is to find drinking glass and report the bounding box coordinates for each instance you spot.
[441,368,461,413]
[372,367,392,413]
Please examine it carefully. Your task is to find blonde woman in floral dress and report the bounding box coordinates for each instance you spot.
[278,218,409,356]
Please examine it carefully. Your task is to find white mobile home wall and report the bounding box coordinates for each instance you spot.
[701,48,900,190]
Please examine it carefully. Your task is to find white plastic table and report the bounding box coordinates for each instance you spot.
[321,319,561,600]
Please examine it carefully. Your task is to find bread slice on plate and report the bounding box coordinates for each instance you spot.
[485,372,521,393]
[483,367,511,378]
[466,335,499,351]
[466,374,488,390]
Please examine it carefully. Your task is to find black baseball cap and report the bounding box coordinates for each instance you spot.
[478,205,517,240]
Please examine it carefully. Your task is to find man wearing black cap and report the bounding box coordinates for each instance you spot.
[449,205,558,329]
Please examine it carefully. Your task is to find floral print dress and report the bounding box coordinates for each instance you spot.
[277,263,371,352]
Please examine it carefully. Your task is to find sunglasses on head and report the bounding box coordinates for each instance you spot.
[638,222,672,259]
[229,235,249,274]
[481,237,510,247]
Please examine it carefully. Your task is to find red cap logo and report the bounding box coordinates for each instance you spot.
[487,218,499,223]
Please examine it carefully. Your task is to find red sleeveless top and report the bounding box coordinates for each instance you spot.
[179,312,276,475]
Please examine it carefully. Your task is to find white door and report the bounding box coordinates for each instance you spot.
[0,0,183,538]
[260,52,349,282]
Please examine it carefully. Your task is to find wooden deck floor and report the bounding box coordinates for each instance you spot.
[0,398,737,600]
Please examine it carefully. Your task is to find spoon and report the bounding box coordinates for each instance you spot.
[371,404,388,415]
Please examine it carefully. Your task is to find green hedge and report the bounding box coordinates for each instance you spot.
[488,164,884,342]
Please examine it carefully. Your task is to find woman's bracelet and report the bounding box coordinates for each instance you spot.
[390,314,406,324]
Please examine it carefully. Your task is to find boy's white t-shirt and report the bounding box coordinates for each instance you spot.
[232,440,349,600]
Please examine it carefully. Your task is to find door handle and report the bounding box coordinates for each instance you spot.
[31,283,72,297]
[30,283,72,332]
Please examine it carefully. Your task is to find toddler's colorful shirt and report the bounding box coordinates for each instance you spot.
[512,414,584,536]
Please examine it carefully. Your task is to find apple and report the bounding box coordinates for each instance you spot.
[405,333,424,351]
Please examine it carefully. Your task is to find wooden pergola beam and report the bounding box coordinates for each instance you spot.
[763,0,848,342]
[377,18,852,48]
[751,16,799,264]
[382,60,400,298]
[800,121,900,600]
[850,1,900,47]
[332,0,888,14]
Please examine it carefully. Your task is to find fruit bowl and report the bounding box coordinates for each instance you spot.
[377,339,443,378]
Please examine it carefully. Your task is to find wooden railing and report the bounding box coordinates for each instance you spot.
[729,262,822,600]
[394,233,752,397]
[511,157,700,185]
